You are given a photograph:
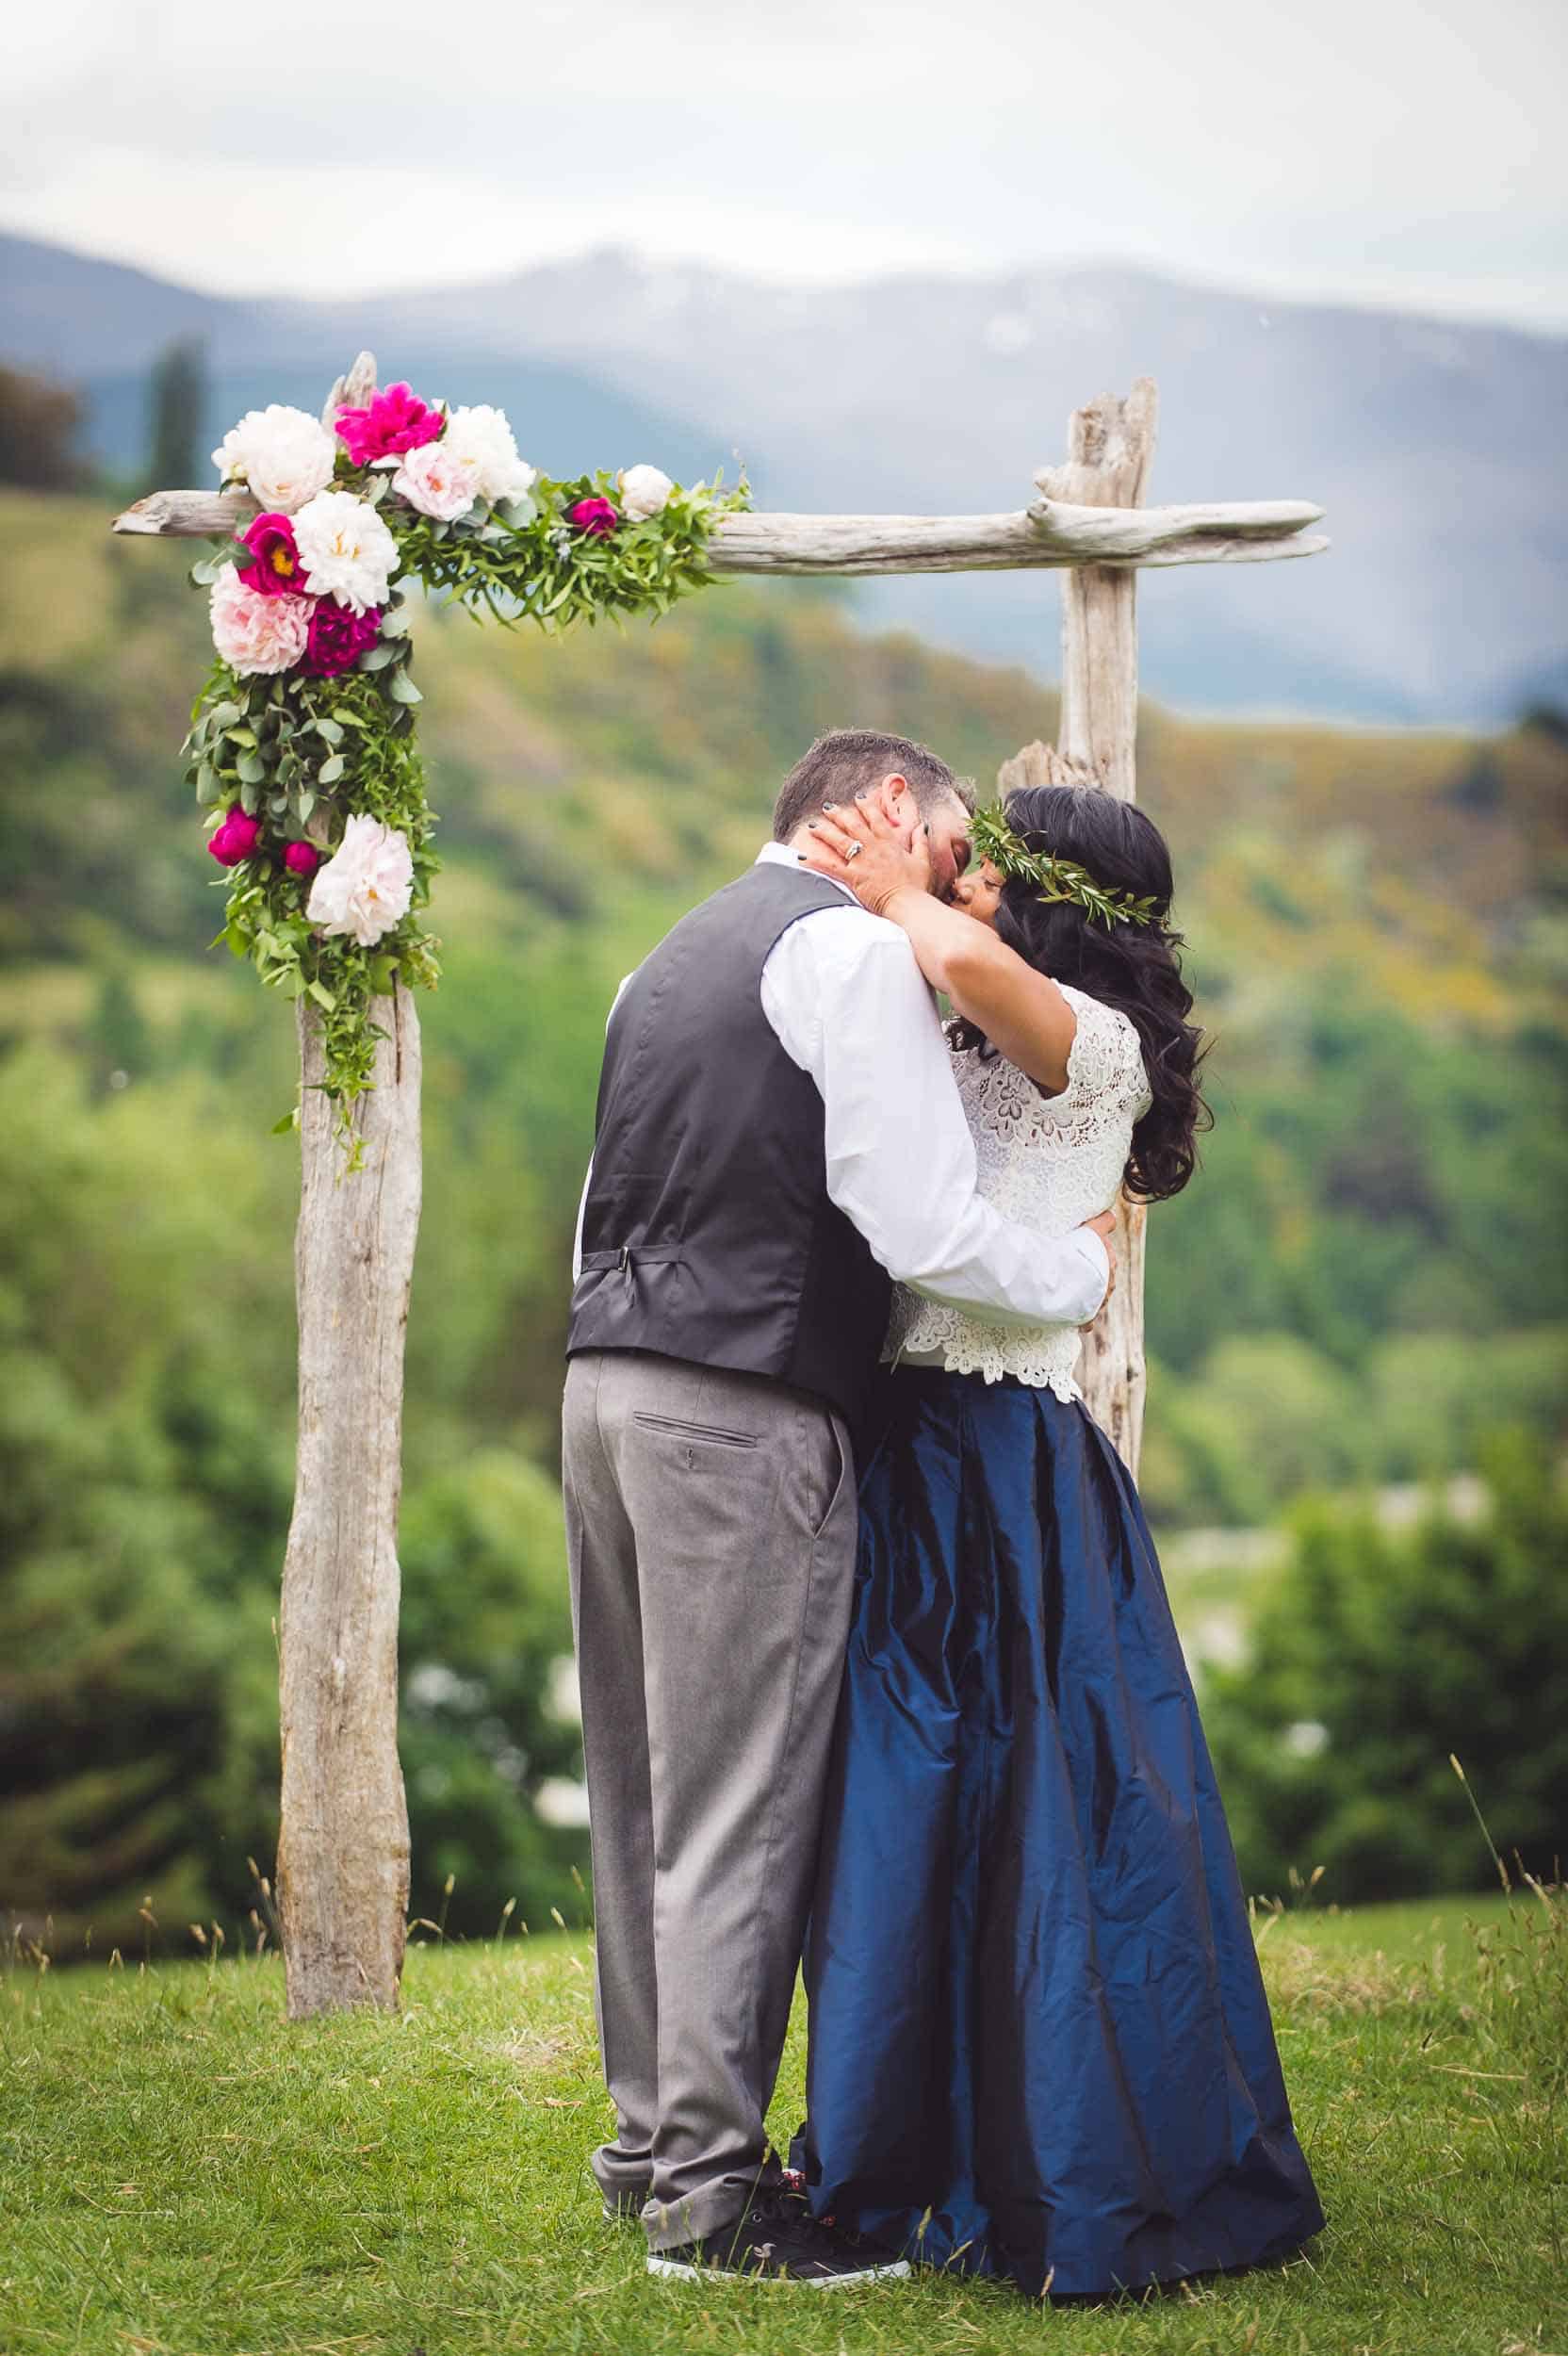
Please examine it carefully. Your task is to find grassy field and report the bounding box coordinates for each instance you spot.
[2,1890,1563,2356]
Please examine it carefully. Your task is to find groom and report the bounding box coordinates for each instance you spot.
[562,728,1114,2284]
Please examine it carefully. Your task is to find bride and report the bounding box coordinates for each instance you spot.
[791,781,1326,2299]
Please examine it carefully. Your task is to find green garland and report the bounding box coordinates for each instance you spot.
[182,449,747,1174]
[969,802,1160,931]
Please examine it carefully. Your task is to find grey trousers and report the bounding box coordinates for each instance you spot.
[561,1349,858,2252]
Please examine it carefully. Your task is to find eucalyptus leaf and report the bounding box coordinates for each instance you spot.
[299,790,316,824]
[239,780,259,815]
[317,754,347,785]
[387,672,423,706]
[227,726,258,748]
[237,752,267,786]
[211,702,242,728]
[313,717,344,745]
[356,642,398,672]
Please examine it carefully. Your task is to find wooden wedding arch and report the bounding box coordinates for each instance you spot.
[115,357,1328,2015]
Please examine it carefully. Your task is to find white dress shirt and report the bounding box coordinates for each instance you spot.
[572,843,1109,1328]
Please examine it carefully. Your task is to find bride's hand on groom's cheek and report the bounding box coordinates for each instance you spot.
[807,794,932,912]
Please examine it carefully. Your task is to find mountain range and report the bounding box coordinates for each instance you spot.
[5,229,1563,726]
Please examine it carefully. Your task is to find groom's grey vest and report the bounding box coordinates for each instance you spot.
[566,863,892,1426]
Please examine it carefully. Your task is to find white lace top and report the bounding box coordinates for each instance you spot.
[886,983,1152,1401]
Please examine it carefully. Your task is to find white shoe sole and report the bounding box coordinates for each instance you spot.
[646,2253,910,2287]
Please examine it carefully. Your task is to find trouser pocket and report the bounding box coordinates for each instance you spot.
[631,1410,760,1451]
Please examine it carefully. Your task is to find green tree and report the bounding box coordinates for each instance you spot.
[145,338,208,499]
[0,367,87,492]
[1203,1431,1568,1902]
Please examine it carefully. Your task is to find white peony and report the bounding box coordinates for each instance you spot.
[619,464,675,520]
[211,404,338,513]
[392,441,482,521]
[305,813,415,946]
[291,490,400,615]
[208,567,312,675]
[441,404,537,503]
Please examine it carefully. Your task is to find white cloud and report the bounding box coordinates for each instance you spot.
[2,0,1564,326]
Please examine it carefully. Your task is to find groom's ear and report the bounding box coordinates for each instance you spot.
[874,774,919,835]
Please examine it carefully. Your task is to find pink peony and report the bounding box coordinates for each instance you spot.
[335,382,444,467]
[303,599,383,678]
[210,568,312,675]
[392,440,482,522]
[568,496,619,538]
[208,809,263,865]
[283,841,321,877]
[235,513,310,597]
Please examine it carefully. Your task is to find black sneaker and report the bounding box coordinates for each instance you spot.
[646,2190,909,2286]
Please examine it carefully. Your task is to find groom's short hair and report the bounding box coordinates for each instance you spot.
[771,729,972,843]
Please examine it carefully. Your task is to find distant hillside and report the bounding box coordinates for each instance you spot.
[4,232,1564,726]
[2,486,1564,1526]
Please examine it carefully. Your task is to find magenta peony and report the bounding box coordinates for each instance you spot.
[335,382,444,468]
[208,809,264,865]
[235,513,310,597]
[210,568,312,675]
[283,841,321,876]
[303,599,383,678]
[568,496,619,538]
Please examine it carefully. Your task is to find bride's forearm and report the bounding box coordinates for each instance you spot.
[879,887,1076,1091]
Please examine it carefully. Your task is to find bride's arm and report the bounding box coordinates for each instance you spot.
[806,796,1077,1094]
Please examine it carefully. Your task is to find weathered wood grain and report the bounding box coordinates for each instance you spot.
[276,982,419,2017]
[112,491,1327,575]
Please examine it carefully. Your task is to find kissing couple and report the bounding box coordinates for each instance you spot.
[561,728,1325,2297]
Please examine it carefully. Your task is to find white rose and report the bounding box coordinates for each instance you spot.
[305,813,415,947]
[391,441,482,522]
[211,404,338,513]
[442,404,537,503]
[619,464,675,520]
[291,490,399,615]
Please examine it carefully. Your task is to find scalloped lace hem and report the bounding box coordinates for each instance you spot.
[885,1341,1083,1403]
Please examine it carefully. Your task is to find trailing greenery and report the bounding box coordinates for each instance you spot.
[1,1888,1562,2356]
[183,453,745,1163]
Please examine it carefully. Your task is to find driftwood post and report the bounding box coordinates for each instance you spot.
[1002,380,1159,1471]
[114,368,1324,2012]
[274,356,417,2016]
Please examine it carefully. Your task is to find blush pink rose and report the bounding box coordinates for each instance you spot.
[303,599,383,678]
[210,568,311,675]
[335,382,444,467]
[208,809,264,865]
[283,841,321,876]
[392,440,482,521]
[235,513,310,597]
[568,496,619,538]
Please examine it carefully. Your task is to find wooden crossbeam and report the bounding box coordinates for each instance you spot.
[113,486,1327,574]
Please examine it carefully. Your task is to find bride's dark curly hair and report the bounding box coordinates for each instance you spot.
[951,784,1211,1202]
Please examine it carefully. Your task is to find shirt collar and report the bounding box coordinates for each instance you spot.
[754,840,858,904]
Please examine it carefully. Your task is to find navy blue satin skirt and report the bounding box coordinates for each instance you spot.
[792,1366,1325,2299]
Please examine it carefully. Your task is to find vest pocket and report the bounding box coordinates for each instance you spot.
[631,1410,760,1451]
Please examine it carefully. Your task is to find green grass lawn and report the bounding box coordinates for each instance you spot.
[2,1892,1563,2356]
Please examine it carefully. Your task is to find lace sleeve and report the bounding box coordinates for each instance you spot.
[1058,985,1151,1117]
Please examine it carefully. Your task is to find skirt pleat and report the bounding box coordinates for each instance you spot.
[793,1366,1326,2299]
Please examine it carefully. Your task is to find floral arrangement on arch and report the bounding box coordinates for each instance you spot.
[182,379,747,1169]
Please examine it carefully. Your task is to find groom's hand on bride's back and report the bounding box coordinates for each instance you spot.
[1080,1208,1118,1318]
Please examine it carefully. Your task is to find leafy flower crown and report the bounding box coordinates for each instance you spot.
[968,802,1161,930]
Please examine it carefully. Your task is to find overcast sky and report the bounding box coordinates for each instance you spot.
[3,0,1564,329]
